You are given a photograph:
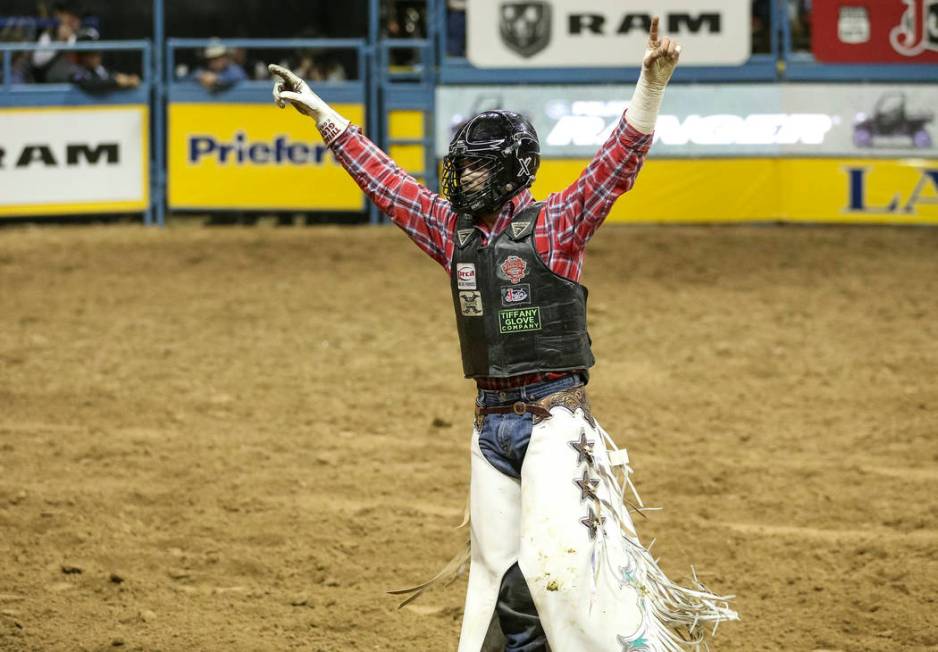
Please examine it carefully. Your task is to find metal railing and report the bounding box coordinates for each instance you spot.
[0,39,151,93]
[1,0,936,225]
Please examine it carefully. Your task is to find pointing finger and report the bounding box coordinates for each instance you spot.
[649,16,659,47]
[268,64,303,89]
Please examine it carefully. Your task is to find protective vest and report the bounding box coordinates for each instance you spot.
[449,202,595,378]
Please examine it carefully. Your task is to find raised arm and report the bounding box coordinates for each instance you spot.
[269,65,457,269]
[546,17,681,250]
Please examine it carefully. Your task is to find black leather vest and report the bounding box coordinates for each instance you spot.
[449,202,595,379]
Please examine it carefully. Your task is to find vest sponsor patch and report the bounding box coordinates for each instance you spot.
[456,263,477,290]
[510,221,531,239]
[498,307,541,333]
[500,283,531,306]
[457,229,475,246]
[497,255,528,284]
[459,290,484,316]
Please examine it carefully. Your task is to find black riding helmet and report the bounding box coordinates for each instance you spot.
[442,110,541,216]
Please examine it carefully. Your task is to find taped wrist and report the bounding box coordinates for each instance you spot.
[626,70,666,135]
[315,106,351,145]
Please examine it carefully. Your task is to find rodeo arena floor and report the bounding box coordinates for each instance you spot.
[1,221,937,652]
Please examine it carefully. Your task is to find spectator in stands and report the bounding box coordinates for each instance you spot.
[384,2,426,67]
[194,39,247,92]
[789,0,812,52]
[278,28,349,82]
[31,0,82,82]
[446,0,466,57]
[46,26,140,91]
[293,50,347,82]
[751,0,772,54]
[0,18,36,83]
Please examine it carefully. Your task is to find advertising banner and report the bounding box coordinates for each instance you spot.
[435,84,938,158]
[466,0,750,68]
[530,158,938,225]
[812,0,938,63]
[0,106,148,217]
[168,103,365,211]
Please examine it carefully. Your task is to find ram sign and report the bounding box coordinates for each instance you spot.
[0,106,149,216]
[467,0,751,67]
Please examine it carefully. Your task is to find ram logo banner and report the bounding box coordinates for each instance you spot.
[500,2,551,57]
[1,143,119,168]
[168,103,365,211]
[467,0,750,67]
[0,106,148,217]
[813,0,938,63]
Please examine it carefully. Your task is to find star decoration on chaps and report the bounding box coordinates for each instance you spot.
[580,506,606,540]
[619,564,637,587]
[574,469,599,502]
[568,429,595,466]
[617,633,651,652]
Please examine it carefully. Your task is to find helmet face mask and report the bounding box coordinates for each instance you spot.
[442,111,540,216]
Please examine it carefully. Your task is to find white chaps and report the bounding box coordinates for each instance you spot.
[457,405,737,652]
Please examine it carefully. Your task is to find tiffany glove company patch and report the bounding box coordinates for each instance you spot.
[499,307,541,333]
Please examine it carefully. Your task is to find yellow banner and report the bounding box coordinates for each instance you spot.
[167,103,365,211]
[532,158,938,224]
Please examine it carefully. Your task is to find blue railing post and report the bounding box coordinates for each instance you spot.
[368,0,381,224]
[153,0,166,227]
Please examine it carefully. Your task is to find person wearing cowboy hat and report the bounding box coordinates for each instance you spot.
[195,38,246,92]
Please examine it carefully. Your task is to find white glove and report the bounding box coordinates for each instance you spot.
[627,16,682,135]
[269,64,350,144]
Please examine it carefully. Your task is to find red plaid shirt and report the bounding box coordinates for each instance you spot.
[327,111,653,389]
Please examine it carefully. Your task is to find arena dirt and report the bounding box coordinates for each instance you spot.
[1,222,936,652]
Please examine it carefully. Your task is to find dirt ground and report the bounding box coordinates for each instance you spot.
[1,222,937,652]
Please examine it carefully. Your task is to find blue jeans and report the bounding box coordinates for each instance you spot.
[475,374,585,652]
[476,374,585,479]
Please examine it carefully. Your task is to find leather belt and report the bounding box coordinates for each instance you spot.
[475,401,552,419]
[474,386,594,430]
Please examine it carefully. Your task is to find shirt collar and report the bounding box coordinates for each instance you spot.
[474,190,534,238]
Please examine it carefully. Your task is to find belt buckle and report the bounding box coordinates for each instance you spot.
[512,401,526,416]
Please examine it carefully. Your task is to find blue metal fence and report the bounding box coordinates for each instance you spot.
[1,0,937,225]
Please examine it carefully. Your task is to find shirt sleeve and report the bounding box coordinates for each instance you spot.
[328,125,457,270]
[544,111,653,254]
